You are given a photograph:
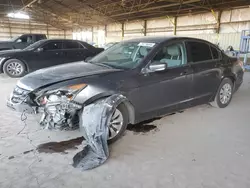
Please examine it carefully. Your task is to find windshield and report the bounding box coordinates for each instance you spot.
[90,41,156,69]
[11,36,19,42]
[24,40,46,50]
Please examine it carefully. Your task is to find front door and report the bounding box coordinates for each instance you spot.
[27,41,66,71]
[130,41,194,120]
[186,41,221,104]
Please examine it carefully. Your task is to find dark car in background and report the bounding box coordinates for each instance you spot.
[0,34,47,51]
[0,39,104,77]
[7,37,244,143]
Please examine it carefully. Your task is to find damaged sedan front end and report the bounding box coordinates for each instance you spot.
[8,81,87,130]
[35,84,85,130]
[6,57,137,146]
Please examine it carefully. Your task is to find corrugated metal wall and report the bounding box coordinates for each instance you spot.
[83,7,250,50]
[0,18,72,41]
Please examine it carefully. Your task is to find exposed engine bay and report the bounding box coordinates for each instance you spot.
[37,91,82,130]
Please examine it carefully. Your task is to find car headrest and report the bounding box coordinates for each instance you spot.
[167,45,181,56]
[139,47,148,57]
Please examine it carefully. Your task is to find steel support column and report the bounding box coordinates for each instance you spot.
[216,11,222,34]
[144,20,147,36]
[174,17,177,35]
[122,22,124,39]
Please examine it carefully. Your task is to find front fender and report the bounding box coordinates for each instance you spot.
[74,86,136,124]
[74,85,117,105]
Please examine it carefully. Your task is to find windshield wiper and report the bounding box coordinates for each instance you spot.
[93,62,115,69]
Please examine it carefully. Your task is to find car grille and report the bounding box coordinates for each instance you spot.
[11,86,30,104]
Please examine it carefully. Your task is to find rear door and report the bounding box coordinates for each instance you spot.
[63,41,90,62]
[186,40,221,103]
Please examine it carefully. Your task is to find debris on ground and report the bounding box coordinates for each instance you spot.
[127,117,161,133]
[8,156,15,160]
[37,137,85,154]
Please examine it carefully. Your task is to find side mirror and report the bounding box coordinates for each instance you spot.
[149,63,167,72]
[36,47,44,52]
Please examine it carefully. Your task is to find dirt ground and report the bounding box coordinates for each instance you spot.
[0,73,250,188]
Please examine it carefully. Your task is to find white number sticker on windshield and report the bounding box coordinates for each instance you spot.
[138,42,155,47]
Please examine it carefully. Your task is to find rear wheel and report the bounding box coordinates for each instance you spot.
[210,78,233,108]
[3,59,26,78]
[107,103,129,144]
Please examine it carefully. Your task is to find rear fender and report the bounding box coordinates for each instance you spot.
[210,73,236,102]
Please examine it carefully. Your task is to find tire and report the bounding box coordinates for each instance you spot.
[3,59,26,78]
[210,78,234,108]
[108,103,129,144]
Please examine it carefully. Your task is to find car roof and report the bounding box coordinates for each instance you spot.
[40,39,85,43]
[22,34,46,36]
[122,36,214,45]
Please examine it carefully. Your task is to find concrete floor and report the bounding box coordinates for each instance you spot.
[1,73,250,188]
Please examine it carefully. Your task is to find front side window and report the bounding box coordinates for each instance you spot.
[24,40,46,50]
[43,42,63,51]
[90,42,155,69]
[152,43,186,68]
[187,41,212,63]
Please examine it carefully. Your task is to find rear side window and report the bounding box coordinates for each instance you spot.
[210,46,219,59]
[64,41,83,49]
[43,42,63,51]
[187,41,212,63]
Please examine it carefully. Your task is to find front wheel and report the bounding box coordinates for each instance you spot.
[210,78,233,108]
[108,103,129,144]
[3,59,26,78]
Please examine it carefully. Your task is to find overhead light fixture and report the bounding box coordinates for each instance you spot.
[7,12,30,19]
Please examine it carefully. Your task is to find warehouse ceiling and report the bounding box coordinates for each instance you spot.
[1,0,250,29]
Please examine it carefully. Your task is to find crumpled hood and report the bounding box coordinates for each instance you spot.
[18,61,121,90]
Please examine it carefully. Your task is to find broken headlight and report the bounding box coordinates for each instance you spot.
[36,83,87,105]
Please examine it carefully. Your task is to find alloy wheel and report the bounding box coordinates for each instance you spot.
[219,83,232,104]
[6,62,23,76]
[108,108,124,140]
